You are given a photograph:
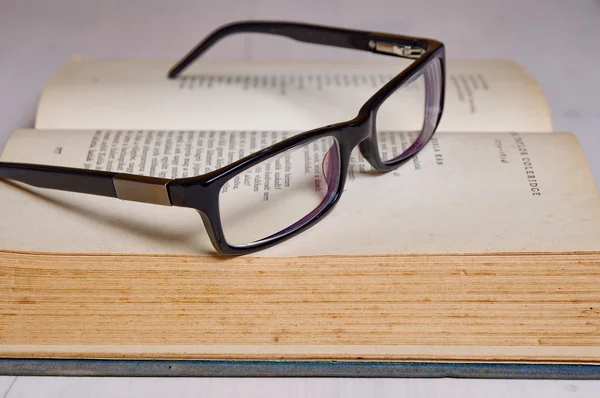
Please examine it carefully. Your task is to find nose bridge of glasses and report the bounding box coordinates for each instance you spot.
[329,119,370,148]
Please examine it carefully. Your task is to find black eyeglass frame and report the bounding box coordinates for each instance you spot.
[0,20,446,255]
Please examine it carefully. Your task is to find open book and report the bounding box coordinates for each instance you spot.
[1,57,599,377]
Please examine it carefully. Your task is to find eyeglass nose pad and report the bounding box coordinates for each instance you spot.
[321,144,340,187]
[358,137,379,168]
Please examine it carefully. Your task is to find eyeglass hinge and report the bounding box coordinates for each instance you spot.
[113,174,172,206]
[368,41,425,59]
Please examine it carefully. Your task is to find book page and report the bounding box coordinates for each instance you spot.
[35,58,552,133]
[1,128,598,256]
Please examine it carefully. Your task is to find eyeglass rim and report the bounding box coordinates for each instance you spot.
[0,20,446,256]
[168,49,445,255]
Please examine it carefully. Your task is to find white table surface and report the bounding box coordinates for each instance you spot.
[1,0,599,396]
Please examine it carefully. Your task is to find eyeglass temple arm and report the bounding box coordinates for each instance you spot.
[0,162,173,206]
[168,21,427,78]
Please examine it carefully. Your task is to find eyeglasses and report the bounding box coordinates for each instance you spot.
[0,21,445,255]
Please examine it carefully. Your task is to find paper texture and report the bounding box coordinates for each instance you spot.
[35,58,552,133]
[1,128,598,256]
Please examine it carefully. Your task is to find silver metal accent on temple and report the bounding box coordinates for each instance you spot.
[113,174,172,206]
[368,40,425,59]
